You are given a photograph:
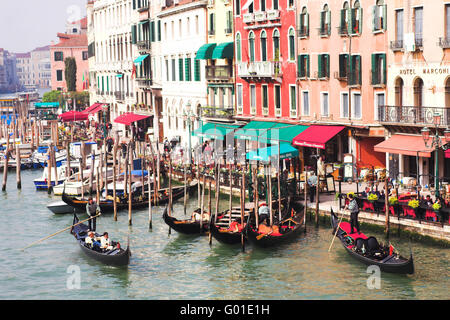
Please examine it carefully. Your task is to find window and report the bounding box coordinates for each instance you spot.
[158,20,161,41]
[261,0,266,12]
[56,70,63,81]
[194,59,201,81]
[395,9,403,47]
[302,91,309,116]
[350,0,362,35]
[414,7,423,47]
[375,92,385,121]
[339,2,349,35]
[299,7,309,37]
[237,84,243,112]
[288,28,295,61]
[54,52,63,61]
[338,53,349,79]
[209,13,215,35]
[353,93,362,119]
[348,55,361,86]
[318,54,330,79]
[178,58,184,81]
[413,78,424,107]
[371,53,386,85]
[226,11,233,33]
[320,4,331,36]
[171,59,176,81]
[262,85,268,114]
[249,31,255,62]
[165,59,169,81]
[236,0,241,16]
[273,0,278,10]
[288,0,294,9]
[341,92,349,118]
[185,58,191,81]
[250,85,256,114]
[82,51,88,60]
[298,54,309,78]
[273,29,280,60]
[274,85,281,116]
[446,5,450,39]
[321,92,329,116]
[289,85,297,117]
[373,0,387,32]
[260,30,267,61]
[236,33,242,62]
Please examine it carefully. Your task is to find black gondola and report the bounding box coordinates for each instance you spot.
[62,183,197,213]
[330,210,414,274]
[245,200,305,248]
[209,208,253,245]
[70,214,130,266]
[162,206,209,235]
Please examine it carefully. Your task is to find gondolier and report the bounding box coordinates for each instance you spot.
[86,197,101,231]
[345,193,360,234]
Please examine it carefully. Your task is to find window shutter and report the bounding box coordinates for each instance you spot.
[348,55,354,84]
[347,8,352,34]
[306,13,309,35]
[318,55,323,78]
[133,0,136,10]
[320,11,325,33]
[340,9,346,31]
[339,54,345,78]
[306,55,310,77]
[357,55,361,84]
[131,25,137,44]
[371,54,377,84]
[179,58,183,81]
[382,5,387,30]
[158,20,161,41]
[381,53,386,84]
[359,8,363,34]
[327,11,331,35]
[185,58,191,81]
[325,54,330,77]
[297,55,302,77]
[194,59,200,81]
[151,21,155,42]
[372,6,377,31]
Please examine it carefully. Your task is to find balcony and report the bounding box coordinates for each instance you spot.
[243,13,255,24]
[390,40,403,51]
[415,38,424,50]
[205,65,233,81]
[334,71,347,82]
[439,37,450,49]
[266,9,280,21]
[297,27,309,38]
[254,11,267,22]
[378,106,450,127]
[135,77,152,87]
[318,25,330,37]
[137,4,149,13]
[200,106,235,120]
[237,61,282,80]
[114,91,125,102]
[137,40,150,51]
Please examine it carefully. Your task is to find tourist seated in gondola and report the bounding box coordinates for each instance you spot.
[258,202,270,222]
[192,211,210,223]
[99,232,114,251]
[85,231,101,251]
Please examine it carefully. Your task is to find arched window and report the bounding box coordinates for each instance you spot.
[248,31,255,62]
[273,29,280,60]
[320,4,331,36]
[260,30,267,61]
[236,33,241,62]
[446,78,450,108]
[395,77,403,106]
[288,28,295,61]
[414,78,424,107]
[299,7,309,37]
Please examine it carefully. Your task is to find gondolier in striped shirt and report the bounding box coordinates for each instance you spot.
[86,197,101,231]
[345,193,360,234]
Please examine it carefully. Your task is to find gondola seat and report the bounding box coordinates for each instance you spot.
[355,238,367,253]
[367,236,380,254]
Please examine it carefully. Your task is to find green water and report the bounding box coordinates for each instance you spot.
[0,170,448,300]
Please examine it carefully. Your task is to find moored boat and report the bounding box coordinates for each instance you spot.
[47,200,75,214]
[162,206,210,235]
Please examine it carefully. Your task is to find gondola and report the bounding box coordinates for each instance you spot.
[70,214,130,266]
[62,182,197,213]
[162,206,209,235]
[330,210,414,275]
[209,208,253,245]
[245,200,305,248]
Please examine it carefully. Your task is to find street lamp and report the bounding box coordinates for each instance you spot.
[421,113,450,198]
[183,102,196,165]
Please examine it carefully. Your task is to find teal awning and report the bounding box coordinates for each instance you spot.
[246,144,299,162]
[212,42,234,60]
[134,54,149,65]
[35,102,59,108]
[235,121,308,144]
[195,43,217,60]
[192,122,241,140]
[116,73,123,78]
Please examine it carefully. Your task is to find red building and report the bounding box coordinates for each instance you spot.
[234,0,298,121]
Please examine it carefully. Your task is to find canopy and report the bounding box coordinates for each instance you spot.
[212,42,234,60]
[234,121,297,142]
[134,54,149,65]
[58,110,89,122]
[258,124,309,144]
[83,103,105,114]
[246,144,299,162]
[114,112,151,126]
[292,125,345,149]
[195,43,217,60]
[35,102,59,109]
[374,134,439,158]
[446,150,450,159]
[192,123,241,140]
[116,73,124,78]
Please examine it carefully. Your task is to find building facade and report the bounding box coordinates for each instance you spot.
[0,48,20,93]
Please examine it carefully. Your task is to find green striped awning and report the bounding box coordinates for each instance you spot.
[235,121,309,144]
[192,123,241,140]
[134,54,149,65]
[211,42,234,60]
[34,102,60,108]
[195,43,217,60]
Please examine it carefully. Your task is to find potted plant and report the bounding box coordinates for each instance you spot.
[432,202,441,213]
[367,193,378,203]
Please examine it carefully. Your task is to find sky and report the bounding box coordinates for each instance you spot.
[0,0,88,53]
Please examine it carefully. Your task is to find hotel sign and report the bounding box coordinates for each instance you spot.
[399,67,450,75]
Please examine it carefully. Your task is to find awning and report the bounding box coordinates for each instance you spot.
[292,125,346,149]
[212,42,234,60]
[446,150,450,159]
[35,102,59,108]
[234,121,305,143]
[83,103,105,114]
[116,73,124,78]
[195,43,217,60]
[235,121,283,141]
[134,54,149,65]
[58,110,89,122]
[246,144,299,162]
[192,123,241,140]
[374,134,438,158]
[114,112,151,126]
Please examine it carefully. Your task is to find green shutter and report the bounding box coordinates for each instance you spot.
[194,59,200,81]
[348,55,354,84]
[325,54,330,77]
[359,8,363,34]
[347,8,352,34]
[306,55,310,77]
[306,13,309,35]
[340,9,346,32]
[297,55,303,77]
[339,54,345,77]
[382,5,387,30]
[357,55,361,84]
[327,11,331,35]
[381,53,386,84]
[131,25,137,44]
[372,5,377,31]
[158,20,161,41]
[151,21,155,42]
[371,54,377,84]
[185,58,191,81]
[179,58,183,81]
[133,0,136,10]
[318,55,323,78]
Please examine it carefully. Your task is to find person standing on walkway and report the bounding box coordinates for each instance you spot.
[307,173,318,203]
[345,193,360,234]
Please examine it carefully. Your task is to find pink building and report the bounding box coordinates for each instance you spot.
[50,33,89,92]
[296,0,387,169]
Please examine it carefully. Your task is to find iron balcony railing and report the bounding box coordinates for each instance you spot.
[137,40,150,51]
[205,65,233,80]
[200,106,235,119]
[237,61,282,79]
[297,27,309,38]
[378,105,450,126]
[114,91,125,101]
[390,40,403,51]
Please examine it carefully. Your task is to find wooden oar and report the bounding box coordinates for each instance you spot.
[256,230,273,240]
[328,208,345,252]
[21,214,101,251]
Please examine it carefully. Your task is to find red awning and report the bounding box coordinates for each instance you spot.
[374,134,437,157]
[58,110,89,122]
[445,149,450,159]
[114,112,151,126]
[84,103,105,114]
[292,125,346,149]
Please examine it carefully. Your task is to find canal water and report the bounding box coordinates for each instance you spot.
[0,170,448,300]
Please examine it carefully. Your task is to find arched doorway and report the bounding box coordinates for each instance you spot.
[413,77,424,123]
[394,77,404,122]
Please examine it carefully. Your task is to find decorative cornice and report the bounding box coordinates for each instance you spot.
[157,1,207,18]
